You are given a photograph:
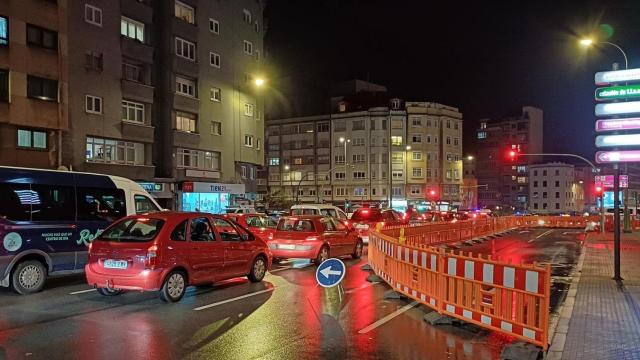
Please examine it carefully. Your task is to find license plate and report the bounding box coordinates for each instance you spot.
[104,259,128,269]
[356,224,369,229]
[279,244,296,250]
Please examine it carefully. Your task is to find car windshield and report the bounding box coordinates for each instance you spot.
[98,217,164,242]
[291,208,318,215]
[350,209,382,222]
[277,218,316,232]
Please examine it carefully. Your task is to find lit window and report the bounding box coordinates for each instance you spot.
[86,137,144,165]
[210,87,221,102]
[268,157,280,166]
[176,112,197,133]
[85,5,103,26]
[477,131,487,139]
[391,136,403,146]
[121,17,144,42]
[209,18,220,34]
[0,16,7,45]
[244,103,254,117]
[85,95,102,114]
[174,1,195,24]
[211,121,221,135]
[17,129,47,150]
[412,152,422,160]
[243,40,253,55]
[244,134,254,147]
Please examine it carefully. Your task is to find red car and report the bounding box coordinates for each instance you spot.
[268,216,363,264]
[85,212,272,302]
[349,208,404,243]
[225,213,278,241]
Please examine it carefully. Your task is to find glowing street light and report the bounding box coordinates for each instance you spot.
[284,165,290,170]
[254,77,265,87]
[467,155,474,161]
[405,145,412,151]
[579,38,594,47]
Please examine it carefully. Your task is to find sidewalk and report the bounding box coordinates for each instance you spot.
[551,232,640,360]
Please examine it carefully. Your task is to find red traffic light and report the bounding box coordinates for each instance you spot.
[429,189,436,196]
[595,186,603,194]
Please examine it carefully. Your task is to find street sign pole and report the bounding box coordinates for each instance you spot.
[601,192,606,234]
[613,166,622,280]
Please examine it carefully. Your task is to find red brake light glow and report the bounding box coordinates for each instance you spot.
[305,236,318,241]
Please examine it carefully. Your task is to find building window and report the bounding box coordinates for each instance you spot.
[446,120,451,128]
[241,166,247,179]
[317,123,329,132]
[392,170,403,179]
[175,37,196,61]
[454,122,459,130]
[293,157,303,165]
[412,134,422,143]
[335,155,345,164]
[391,136,403,146]
[477,131,487,139]
[211,121,221,135]
[244,103,254,117]
[412,168,423,178]
[176,76,196,97]
[352,138,365,146]
[243,9,252,23]
[122,100,144,124]
[26,24,57,51]
[334,172,346,181]
[353,171,366,179]
[122,63,142,82]
[120,17,144,42]
[411,117,422,127]
[0,69,8,102]
[85,4,103,26]
[249,167,256,180]
[243,40,253,55]
[176,112,197,133]
[209,18,220,34]
[175,1,195,24]
[446,136,451,145]
[454,138,459,146]
[17,129,47,150]
[0,16,7,45]
[412,152,422,160]
[210,87,221,102]
[353,154,365,163]
[209,52,221,68]
[392,187,403,196]
[268,157,279,166]
[85,51,104,71]
[86,137,144,165]
[555,180,560,187]
[555,192,560,199]
[392,152,404,163]
[555,203,560,210]
[27,76,57,101]
[244,134,254,147]
[354,188,366,196]
[256,139,262,150]
[352,120,365,130]
[177,149,220,170]
[85,95,102,114]
[411,186,421,195]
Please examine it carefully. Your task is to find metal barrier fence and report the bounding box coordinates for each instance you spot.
[368,217,565,350]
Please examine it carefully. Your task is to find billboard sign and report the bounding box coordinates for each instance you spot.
[594,175,628,189]
[595,101,640,116]
[595,117,640,132]
[595,68,640,85]
[596,150,640,164]
[596,134,640,148]
[595,84,640,101]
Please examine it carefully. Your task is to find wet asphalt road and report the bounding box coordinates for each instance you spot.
[0,228,582,360]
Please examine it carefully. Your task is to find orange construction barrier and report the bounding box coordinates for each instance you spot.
[368,219,553,350]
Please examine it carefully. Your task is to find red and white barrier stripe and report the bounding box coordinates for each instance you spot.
[395,245,438,272]
[443,257,545,294]
[370,262,438,309]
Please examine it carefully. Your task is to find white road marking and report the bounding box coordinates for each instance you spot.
[519,230,530,234]
[562,231,582,235]
[269,266,293,273]
[357,301,419,334]
[193,287,275,311]
[528,229,554,242]
[344,282,379,294]
[69,289,95,295]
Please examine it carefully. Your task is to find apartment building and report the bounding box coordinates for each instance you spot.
[0,0,265,211]
[265,97,464,208]
[476,106,543,210]
[529,163,584,214]
[0,0,69,169]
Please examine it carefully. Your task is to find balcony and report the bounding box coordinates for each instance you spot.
[173,130,200,148]
[174,94,199,113]
[121,37,153,63]
[121,80,154,103]
[121,122,154,143]
[121,0,153,24]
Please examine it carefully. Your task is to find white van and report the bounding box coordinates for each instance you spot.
[0,166,162,294]
[290,204,348,221]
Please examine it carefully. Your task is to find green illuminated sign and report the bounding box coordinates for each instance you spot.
[595,85,640,101]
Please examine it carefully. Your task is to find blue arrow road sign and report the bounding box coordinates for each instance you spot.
[315,258,346,288]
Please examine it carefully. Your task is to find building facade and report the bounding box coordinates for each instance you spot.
[0,0,69,169]
[529,163,584,214]
[1,0,265,212]
[476,106,543,211]
[265,98,464,209]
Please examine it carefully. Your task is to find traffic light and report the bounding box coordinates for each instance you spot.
[507,150,517,161]
[595,185,603,195]
[428,189,436,197]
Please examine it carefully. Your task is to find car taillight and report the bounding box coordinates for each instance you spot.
[145,245,158,269]
[305,236,318,241]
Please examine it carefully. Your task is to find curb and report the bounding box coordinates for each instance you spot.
[544,232,589,360]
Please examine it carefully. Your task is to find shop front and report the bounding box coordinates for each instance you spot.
[138,182,175,210]
[180,182,246,214]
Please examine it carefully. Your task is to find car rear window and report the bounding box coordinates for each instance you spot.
[291,208,318,215]
[277,218,316,232]
[350,209,382,222]
[98,217,164,242]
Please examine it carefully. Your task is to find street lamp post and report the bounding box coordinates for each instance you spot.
[405,145,411,204]
[339,137,351,209]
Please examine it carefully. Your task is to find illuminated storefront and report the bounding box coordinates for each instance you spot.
[180,182,246,214]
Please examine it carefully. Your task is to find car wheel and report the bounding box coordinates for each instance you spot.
[97,288,124,296]
[160,271,187,303]
[248,256,267,283]
[315,246,330,265]
[352,240,364,259]
[11,260,47,295]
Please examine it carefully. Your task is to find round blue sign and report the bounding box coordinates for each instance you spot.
[315,258,346,288]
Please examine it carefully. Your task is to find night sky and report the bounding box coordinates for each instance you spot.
[264,0,640,159]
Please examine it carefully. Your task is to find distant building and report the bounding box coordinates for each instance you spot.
[264,91,463,209]
[529,163,583,214]
[476,106,543,210]
[461,156,478,209]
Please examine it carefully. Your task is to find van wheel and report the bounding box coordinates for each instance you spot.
[11,260,47,295]
[248,256,267,283]
[352,240,364,259]
[160,271,186,303]
[97,288,124,296]
[315,246,330,265]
